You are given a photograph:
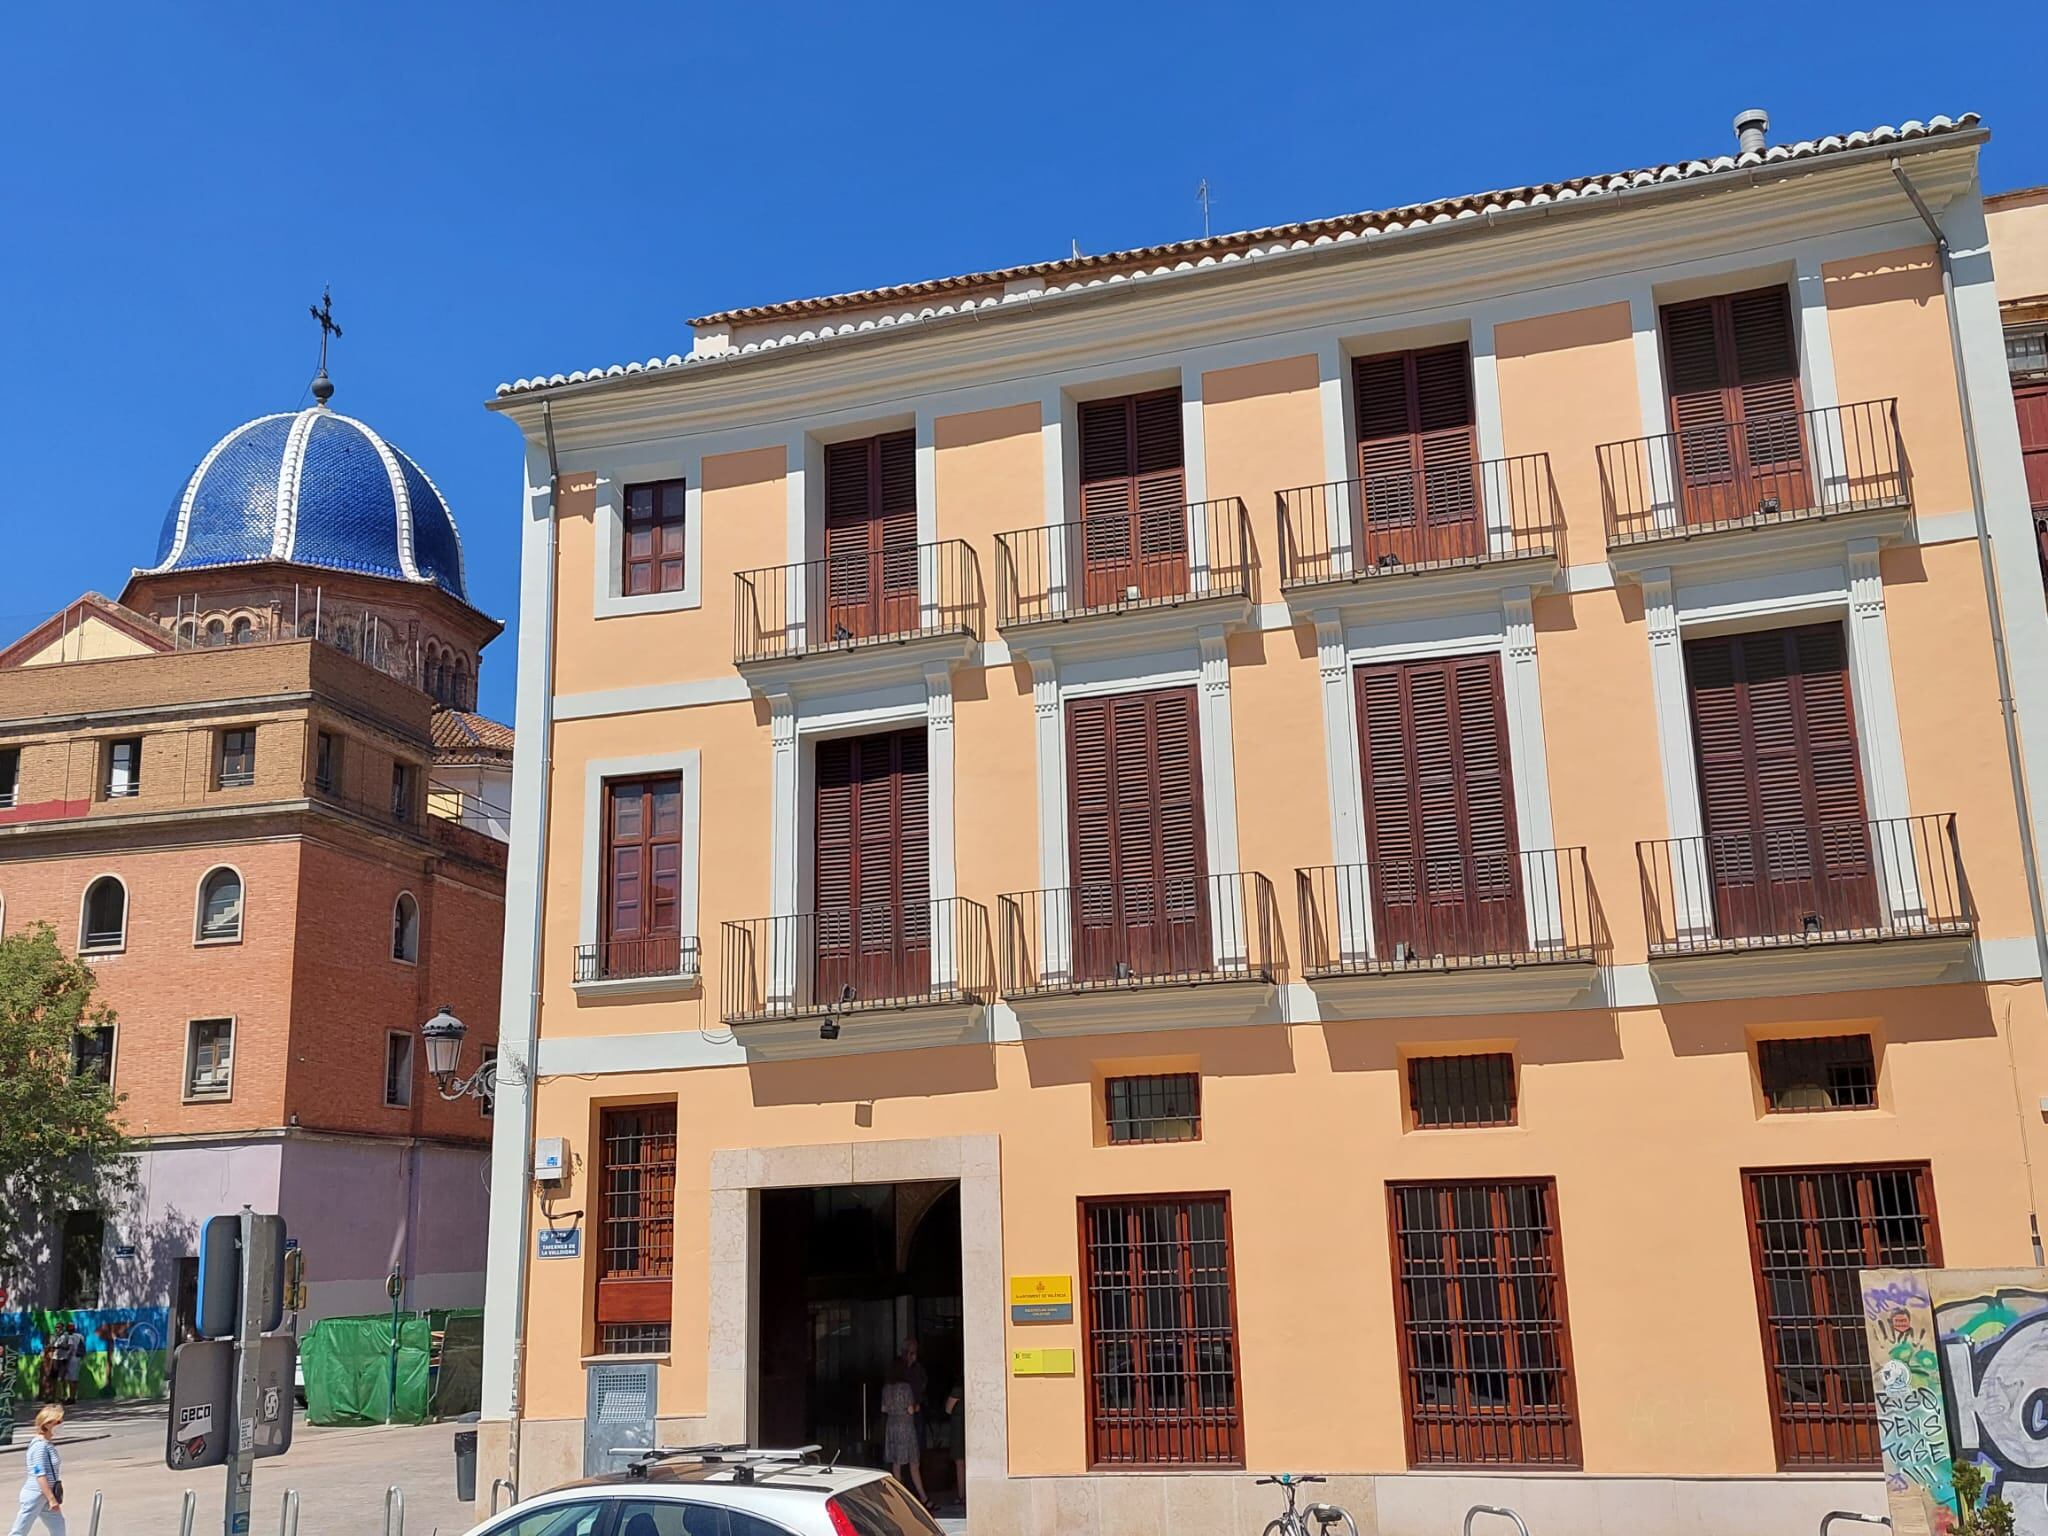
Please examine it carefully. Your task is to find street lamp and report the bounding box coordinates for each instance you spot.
[422,1004,496,1103]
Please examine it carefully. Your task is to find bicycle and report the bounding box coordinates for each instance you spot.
[1257,1474,1358,1536]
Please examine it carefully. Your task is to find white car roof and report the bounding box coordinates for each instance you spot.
[463,1459,900,1534]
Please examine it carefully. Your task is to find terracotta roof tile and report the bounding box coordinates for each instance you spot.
[431,707,515,764]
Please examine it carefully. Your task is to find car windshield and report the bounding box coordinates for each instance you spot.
[831,1477,943,1536]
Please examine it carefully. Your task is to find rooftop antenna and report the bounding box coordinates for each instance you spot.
[1071,238,1083,260]
[1196,178,1213,238]
[308,286,342,407]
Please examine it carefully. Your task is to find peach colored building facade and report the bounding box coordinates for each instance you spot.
[479,115,2048,1533]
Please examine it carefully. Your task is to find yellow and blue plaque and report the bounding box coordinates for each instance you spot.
[1009,1273,1074,1324]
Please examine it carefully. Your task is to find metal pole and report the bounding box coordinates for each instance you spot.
[489,1478,515,1514]
[85,1490,102,1536]
[223,1206,261,1536]
[179,1490,197,1536]
[387,1278,400,1426]
[383,1485,404,1536]
[277,1488,299,1536]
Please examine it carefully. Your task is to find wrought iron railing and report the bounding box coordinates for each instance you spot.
[1638,814,1969,957]
[734,540,981,665]
[1597,398,1907,547]
[1277,453,1560,589]
[720,898,992,1024]
[995,497,1255,628]
[574,934,701,984]
[1296,847,1600,977]
[996,872,1279,997]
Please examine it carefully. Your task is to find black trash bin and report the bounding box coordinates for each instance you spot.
[453,1428,478,1502]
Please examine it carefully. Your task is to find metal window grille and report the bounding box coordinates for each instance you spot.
[2009,328,2048,380]
[1105,1073,1201,1144]
[1079,1195,1242,1467]
[1407,1054,1518,1129]
[1389,1180,1579,1467]
[1758,1035,1878,1113]
[600,1108,678,1279]
[218,729,256,788]
[104,739,142,799]
[598,1323,671,1355]
[1745,1163,1939,1468]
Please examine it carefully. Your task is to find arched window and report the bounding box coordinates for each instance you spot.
[392,892,419,963]
[176,619,197,646]
[333,625,356,658]
[426,652,444,703]
[230,617,253,645]
[196,867,244,944]
[81,876,127,953]
[203,619,226,648]
[452,657,472,710]
[298,615,318,639]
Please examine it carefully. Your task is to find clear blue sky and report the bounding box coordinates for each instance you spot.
[1,2,2036,720]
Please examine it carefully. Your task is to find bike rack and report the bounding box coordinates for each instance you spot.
[178,1489,197,1536]
[490,1477,517,1513]
[279,1487,301,1536]
[1820,1514,1893,1535]
[384,1483,405,1536]
[1465,1505,1531,1536]
[84,1491,102,1536]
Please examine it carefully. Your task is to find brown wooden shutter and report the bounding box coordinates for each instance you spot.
[604,777,683,976]
[1684,624,1876,938]
[823,432,918,639]
[1355,655,1522,959]
[1660,288,1807,525]
[814,727,929,1001]
[1352,345,1478,565]
[1066,687,1209,979]
[1078,391,1187,604]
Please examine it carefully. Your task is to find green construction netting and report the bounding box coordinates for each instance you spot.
[302,1314,434,1426]
[432,1310,484,1419]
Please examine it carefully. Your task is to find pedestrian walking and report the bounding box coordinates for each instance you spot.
[9,1404,63,1536]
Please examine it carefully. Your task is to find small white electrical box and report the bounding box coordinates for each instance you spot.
[534,1136,568,1182]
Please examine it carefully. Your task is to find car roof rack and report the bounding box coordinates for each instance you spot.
[615,1444,828,1482]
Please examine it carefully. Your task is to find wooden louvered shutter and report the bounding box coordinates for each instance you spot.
[1661,289,1807,526]
[1150,688,1208,974]
[1067,697,1119,977]
[822,433,919,641]
[876,430,920,626]
[814,739,857,998]
[1685,625,1875,939]
[2015,380,2048,582]
[1353,346,1477,565]
[604,778,682,977]
[1356,656,1521,960]
[814,728,929,1004]
[1079,392,1187,605]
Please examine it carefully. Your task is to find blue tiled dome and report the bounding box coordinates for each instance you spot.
[142,407,470,603]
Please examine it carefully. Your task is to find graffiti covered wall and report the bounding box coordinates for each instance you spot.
[0,1306,169,1402]
[1865,1267,2048,1536]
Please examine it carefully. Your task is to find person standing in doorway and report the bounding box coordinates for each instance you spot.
[879,1355,928,1509]
[58,1330,81,1408]
[10,1404,63,1535]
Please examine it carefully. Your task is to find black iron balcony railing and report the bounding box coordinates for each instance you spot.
[1638,814,1969,957]
[997,872,1279,997]
[1278,453,1561,589]
[720,898,992,1025]
[1597,398,1907,548]
[734,540,981,666]
[575,933,702,985]
[1296,847,1600,978]
[995,497,1255,628]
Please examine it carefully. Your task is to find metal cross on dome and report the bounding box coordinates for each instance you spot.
[308,286,342,405]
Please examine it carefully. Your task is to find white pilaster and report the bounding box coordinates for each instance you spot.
[784,435,810,650]
[1470,315,1511,554]
[1027,649,1069,982]
[915,410,940,627]
[1644,568,1709,939]
[1315,610,1371,961]
[1316,338,1356,576]
[1845,539,1924,923]
[1503,586,1561,948]
[1794,251,1850,504]
[1197,626,1246,971]
[1628,286,1679,529]
[925,663,958,986]
[768,693,799,917]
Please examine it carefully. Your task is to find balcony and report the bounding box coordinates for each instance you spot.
[573,933,702,996]
[1277,453,1562,608]
[1296,847,1603,1016]
[1638,814,1974,999]
[719,898,992,1055]
[1597,399,1909,572]
[996,872,1281,1032]
[994,497,1256,644]
[732,540,981,685]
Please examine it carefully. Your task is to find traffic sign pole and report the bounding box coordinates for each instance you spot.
[222,1207,262,1536]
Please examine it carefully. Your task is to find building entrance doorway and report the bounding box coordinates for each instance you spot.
[758,1180,964,1512]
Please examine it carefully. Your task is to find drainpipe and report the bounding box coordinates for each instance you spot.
[1892,156,2048,1264]
[505,398,563,1494]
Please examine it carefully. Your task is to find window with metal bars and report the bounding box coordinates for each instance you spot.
[1745,1163,1939,1468]
[598,1323,672,1356]
[1105,1073,1201,1144]
[1079,1194,1241,1467]
[1407,1053,1517,1129]
[597,1105,678,1342]
[1389,1180,1579,1467]
[1757,1035,1878,1113]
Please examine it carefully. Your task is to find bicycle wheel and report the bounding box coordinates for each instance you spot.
[1263,1519,1302,1536]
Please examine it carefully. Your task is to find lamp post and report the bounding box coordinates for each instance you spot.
[422,1005,497,1104]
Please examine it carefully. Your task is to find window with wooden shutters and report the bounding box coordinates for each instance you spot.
[813,727,929,1003]
[823,432,919,641]
[622,478,687,596]
[1660,288,1809,527]
[597,1105,678,1351]
[1077,391,1188,607]
[1355,655,1521,963]
[1684,624,1876,940]
[1067,688,1209,981]
[1080,1194,1241,1467]
[1745,1163,1938,1467]
[2010,378,2048,582]
[603,776,685,980]
[1390,1180,1579,1467]
[1353,344,1479,565]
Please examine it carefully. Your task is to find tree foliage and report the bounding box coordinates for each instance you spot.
[0,922,133,1272]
